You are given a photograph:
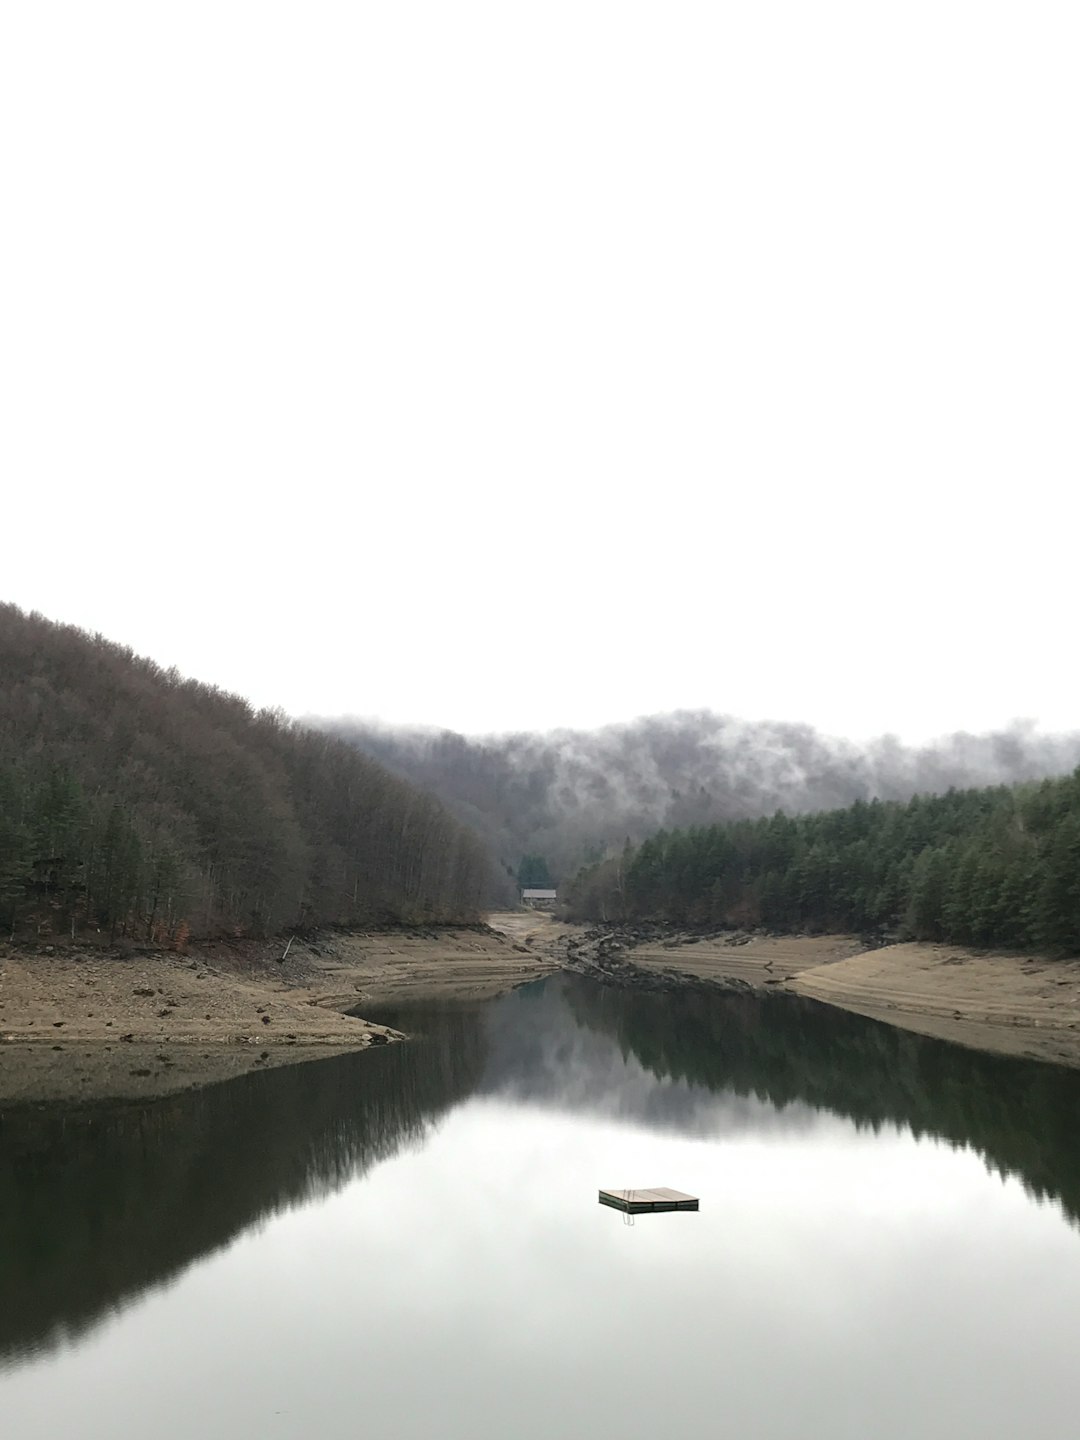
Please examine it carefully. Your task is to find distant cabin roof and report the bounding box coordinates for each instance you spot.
[521,888,557,899]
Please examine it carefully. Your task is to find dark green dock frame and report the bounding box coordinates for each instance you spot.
[598,1188,699,1214]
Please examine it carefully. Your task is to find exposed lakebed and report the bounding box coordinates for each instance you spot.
[3,975,1080,1438]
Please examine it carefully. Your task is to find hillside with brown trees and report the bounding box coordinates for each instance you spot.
[0,605,490,941]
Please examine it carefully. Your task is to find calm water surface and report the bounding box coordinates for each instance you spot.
[4,975,1080,1439]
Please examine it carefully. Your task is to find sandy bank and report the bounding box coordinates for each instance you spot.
[617,925,1080,1068]
[626,933,867,986]
[0,919,556,1105]
[304,915,558,1009]
[789,942,1080,1069]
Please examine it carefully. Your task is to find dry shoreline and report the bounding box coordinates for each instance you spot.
[615,929,1080,1070]
[6,911,1080,1105]
[0,918,557,1107]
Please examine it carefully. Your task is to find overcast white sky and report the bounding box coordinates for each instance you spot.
[2,2,1077,743]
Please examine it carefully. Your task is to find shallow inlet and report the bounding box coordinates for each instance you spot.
[4,974,1080,1440]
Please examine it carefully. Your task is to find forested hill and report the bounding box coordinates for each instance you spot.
[563,773,1080,956]
[314,712,1080,887]
[0,605,490,941]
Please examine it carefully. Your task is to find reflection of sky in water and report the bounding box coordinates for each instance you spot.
[477,981,833,1140]
[4,981,1080,1439]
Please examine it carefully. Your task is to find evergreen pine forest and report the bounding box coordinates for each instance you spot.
[563,774,1080,956]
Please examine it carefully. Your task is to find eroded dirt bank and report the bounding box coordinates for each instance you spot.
[9,910,1079,1105]
[789,942,1080,1068]
[550,920,1080,1070]
[0,919,556,1106]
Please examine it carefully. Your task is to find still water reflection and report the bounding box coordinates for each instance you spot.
[3,975,1080,1439]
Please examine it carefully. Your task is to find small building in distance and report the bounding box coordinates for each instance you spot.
[521,887,557,910]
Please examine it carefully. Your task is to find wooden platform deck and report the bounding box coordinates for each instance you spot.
[598,1187,699,1214]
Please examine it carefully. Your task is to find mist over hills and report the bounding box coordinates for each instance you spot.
[314,712,1080,888]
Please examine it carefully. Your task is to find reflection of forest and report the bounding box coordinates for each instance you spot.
[8,978,1080,1372]
[561,977,1080,1226]
[0,1010,485,1367]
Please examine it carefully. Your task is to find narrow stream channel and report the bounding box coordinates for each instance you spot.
[3,974,1080,1438]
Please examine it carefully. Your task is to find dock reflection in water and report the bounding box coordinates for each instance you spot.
[3,974,1080,1440]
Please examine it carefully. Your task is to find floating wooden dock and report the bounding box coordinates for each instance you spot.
[598,1187,699,1214]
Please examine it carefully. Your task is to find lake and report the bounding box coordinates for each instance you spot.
[4,973,1080,1439]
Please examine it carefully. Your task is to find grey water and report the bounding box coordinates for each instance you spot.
[4,974,1080,1439]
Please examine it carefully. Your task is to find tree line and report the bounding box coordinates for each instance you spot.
[0,605,491,942]
[562,771,1080,955]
